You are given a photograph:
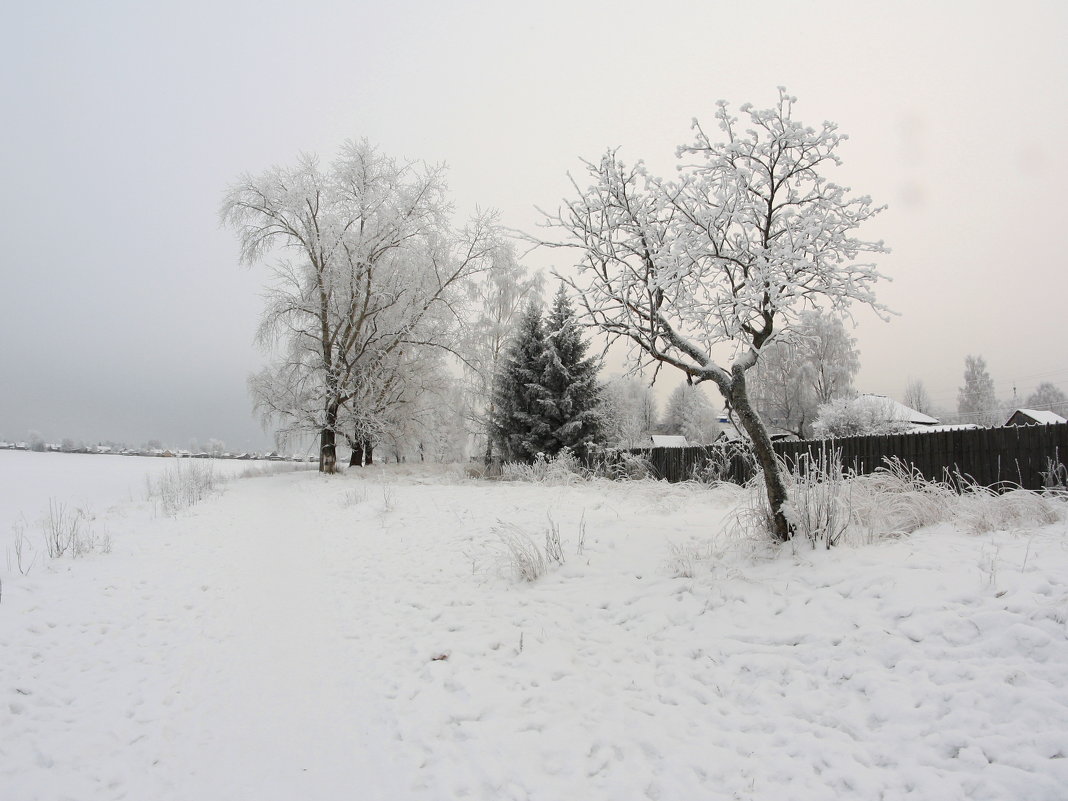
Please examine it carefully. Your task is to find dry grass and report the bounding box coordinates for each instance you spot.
[734,455,1067,547]
[491,517,568,582]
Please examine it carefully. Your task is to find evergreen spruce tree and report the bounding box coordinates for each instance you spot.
[540,284,604,458]
[490,301,551,462]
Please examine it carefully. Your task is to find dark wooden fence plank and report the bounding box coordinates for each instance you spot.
[626,423,1068,490]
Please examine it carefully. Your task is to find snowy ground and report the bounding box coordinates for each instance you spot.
[2,459,1067,800]
[0,451,300,559]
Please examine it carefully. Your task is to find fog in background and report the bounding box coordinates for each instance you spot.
[2,0,1066,450]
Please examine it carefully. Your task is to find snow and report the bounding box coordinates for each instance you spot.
[650,435,688,447]
[910,423,981,433]
[2,456,1068,800]
[857,394,940,425]
[0,451,283,555]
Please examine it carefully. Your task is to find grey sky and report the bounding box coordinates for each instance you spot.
[2,0,1066,449]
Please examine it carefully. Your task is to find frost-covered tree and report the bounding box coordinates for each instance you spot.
[490,290,604,461]
[339,344,448,466]
[903,378,934,416]
[459,244,543,462]
[543,90,888,540]
[222,140,499,473]
[663,383,721,444]
[957,355,999,426]
[490,302,551,462]
[377,372,468,464]
[540,285,604,458]
[813,395,914,438]
[1025,382,1068,417]
[748,311,860,438]
[600,376,659,448]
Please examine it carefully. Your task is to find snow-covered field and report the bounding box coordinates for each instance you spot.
[0,451,298,558]
[2,458,1067,800]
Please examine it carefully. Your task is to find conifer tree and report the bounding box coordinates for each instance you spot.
[490,301,551,462]
[540,285,604,458]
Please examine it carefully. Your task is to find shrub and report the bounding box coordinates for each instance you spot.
[735,454,1068,546]
[42,499,80,559]
[585,446,653,481]
[687,440,756,486]
[492,517,568,582]
[38,501,109,560]
[781,448,851,548]
[148,460,222,516]
[500,448,587,485]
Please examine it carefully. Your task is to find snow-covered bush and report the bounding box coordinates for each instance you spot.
[585,446,653,481]
[39,500,110,559]
[148,460,222,517]
[42,499,80,559]
[850,459,1061,537]
[847,459,952,537]
[1042,455,1068,495]
[738,455,1067,546]
[687,440,756,486]
[492,520,566,582]
[780,449,851,548]
[953,483,1062,534]
[8,517,37,574]
[500,448,587,485]
[730,448,851,547]
[813,396,915,438]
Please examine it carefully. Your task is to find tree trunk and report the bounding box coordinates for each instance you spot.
[349,436,373,467]
[726,368,792,542]
[484,400,496,464]
[320,428,338,474]
[320,404,339,474]
[349,441,364,467]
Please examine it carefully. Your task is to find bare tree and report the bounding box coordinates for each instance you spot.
[957,355,999,426]
[903,378,934,416]
[663,383,721,444]
[1025,382,1068,417]
[223,140,499,472]
[459,244,543,462]
[748,311,860,438]
[600,376,659,448]
[542,90,888,540]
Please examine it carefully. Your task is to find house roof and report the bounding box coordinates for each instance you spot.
[1007,409,1067,425]
[857,394,940,425]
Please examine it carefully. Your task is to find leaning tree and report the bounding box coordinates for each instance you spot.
[543,90,889,541]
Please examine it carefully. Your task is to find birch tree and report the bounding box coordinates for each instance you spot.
[903,378,934,416]
[223,140,499,473]
[459,244,543,462]
[543,90,888,540]
[1025,382,1067,417]
[600,377,658,448]
[663,383,720,444]
[957,355,999,426]
[748,311,860,438]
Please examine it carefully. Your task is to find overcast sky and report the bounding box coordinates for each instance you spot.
[2,0,1066,450]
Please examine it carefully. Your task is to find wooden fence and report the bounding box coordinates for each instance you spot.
[632,423,1068,491]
